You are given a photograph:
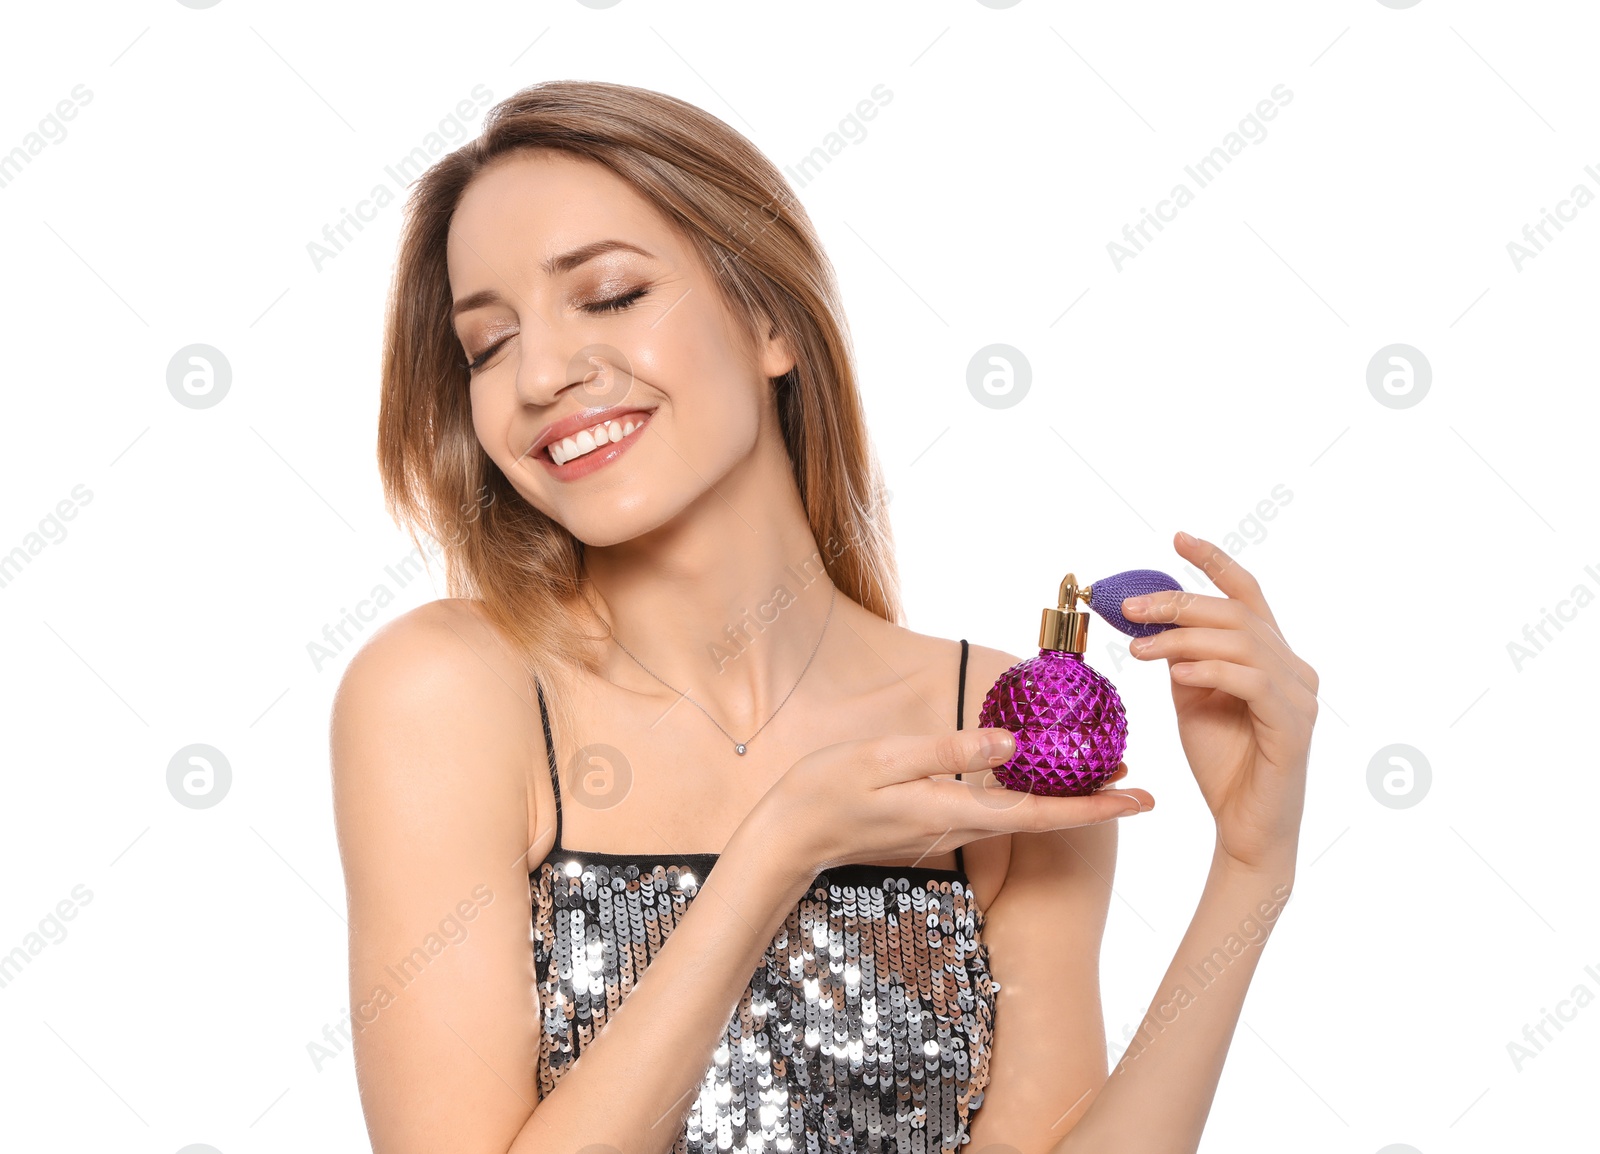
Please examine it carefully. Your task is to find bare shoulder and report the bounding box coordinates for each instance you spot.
[329,596,535,853]
[955,638,1025,714]
[880,622,1022,725]
[328,597,543,1149]
[333,597,535,728]
[338,596,524,686]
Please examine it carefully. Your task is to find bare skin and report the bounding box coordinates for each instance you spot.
[438,147,1071,906]
[332,146,1314,1154]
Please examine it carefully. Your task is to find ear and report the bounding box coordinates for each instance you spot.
[755,314,796,382]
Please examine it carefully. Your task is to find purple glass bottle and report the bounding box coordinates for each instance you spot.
[979,569,1182,797]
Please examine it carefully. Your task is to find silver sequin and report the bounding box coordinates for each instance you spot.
[531,855,1000,1152]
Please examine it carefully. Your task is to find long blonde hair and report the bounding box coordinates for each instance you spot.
[377,79,900,741]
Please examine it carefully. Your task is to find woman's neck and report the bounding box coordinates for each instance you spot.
[578,461,848,733]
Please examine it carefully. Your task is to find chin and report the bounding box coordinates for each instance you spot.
[560,492,686,549]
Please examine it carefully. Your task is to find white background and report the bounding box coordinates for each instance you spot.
[1,1,1594,1150]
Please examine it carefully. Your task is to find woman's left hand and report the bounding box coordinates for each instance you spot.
[1122,530,1318,878]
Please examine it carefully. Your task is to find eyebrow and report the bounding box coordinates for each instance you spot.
[451,239,657,318]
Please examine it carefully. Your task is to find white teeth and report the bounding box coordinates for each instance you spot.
[548,415,647,466]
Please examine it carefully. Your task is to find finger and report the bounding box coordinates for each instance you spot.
[1136,622,1318,705]
[958,780,1156,833]
[1121,590,1252,632]
[1123,591,1315,702]
[1172,531,1283,637]
[868,727,1020,784]
[944,770,1152,823]
[1128,623,1313,700]
[957,759,1135,797]
[1130,625,1261,665]
[1166,658,1304,731]
[1172,534,1320,696]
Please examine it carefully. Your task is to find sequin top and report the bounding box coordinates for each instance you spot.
[529,639,1001,1153]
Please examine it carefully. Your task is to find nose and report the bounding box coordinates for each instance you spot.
[510,307,636,407]
[510,320,576,409]
[516,338,638,413]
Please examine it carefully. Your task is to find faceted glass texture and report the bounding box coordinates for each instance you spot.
[977,649,1128,796]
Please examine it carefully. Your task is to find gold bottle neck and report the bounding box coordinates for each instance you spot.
[1040,607,1088,654]
[1039,572,1091,655]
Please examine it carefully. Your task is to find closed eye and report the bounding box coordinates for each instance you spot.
[461,286,653,373]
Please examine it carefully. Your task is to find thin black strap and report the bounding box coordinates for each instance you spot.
[535,676,564,851]
[954,639,969,875]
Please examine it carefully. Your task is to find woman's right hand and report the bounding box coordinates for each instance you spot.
[748,726,1154,878]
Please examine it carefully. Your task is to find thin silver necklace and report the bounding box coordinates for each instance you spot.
[610,583,837,755]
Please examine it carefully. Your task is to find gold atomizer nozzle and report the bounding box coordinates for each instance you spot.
[1039,572,1092,655]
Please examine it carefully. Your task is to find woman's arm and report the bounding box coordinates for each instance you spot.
[331,601,819,1154]
[971,822,1291,1154]
[962,821,1120,1148]
[969,530,1315,1153]
[1051,845,1292,1153]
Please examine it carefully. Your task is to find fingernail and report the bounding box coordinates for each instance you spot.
[982,730,1015,764]
[1177,530,1196,545]
[1119,802,1143,817]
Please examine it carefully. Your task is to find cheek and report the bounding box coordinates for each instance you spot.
[636,310,765,429]
[683,385,764,478]
[468,386,520,466]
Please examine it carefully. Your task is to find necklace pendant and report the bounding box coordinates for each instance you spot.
[735,743,747,755]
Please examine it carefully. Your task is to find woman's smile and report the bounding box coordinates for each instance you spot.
[536,408,655,479]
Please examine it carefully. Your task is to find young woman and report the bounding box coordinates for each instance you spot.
[331,80,1317,1154]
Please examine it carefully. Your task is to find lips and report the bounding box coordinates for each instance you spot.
[537,408,653,481]
[529,404,656,462]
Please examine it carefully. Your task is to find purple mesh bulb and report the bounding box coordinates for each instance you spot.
[979,569,1181,797]
[1087,569,1184,638]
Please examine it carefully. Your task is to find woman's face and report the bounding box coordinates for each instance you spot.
[446,148,794,547]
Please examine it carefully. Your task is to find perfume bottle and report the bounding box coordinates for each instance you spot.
[978,569,1183,796]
